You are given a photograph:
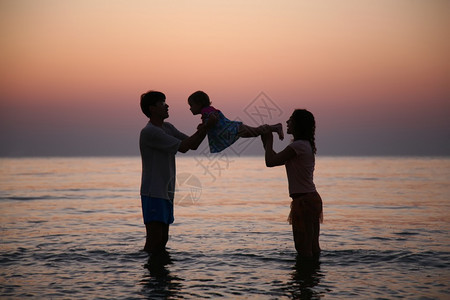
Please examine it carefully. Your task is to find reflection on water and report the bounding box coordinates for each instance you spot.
[289,256,323,299]
[0,157,449,299]
[141,251,183,299]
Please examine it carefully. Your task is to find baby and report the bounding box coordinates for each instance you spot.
[188,91,283,153]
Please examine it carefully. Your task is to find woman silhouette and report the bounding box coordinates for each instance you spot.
[261,109,323,259]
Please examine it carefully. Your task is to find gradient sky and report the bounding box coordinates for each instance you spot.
[1,0,449,156]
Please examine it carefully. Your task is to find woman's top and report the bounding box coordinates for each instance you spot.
[285,139,316,196]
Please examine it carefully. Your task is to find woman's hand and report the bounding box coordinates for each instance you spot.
[262,132,295,167]
[261,132,273,149]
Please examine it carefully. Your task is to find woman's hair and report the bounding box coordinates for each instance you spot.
[291,109,317,154]
[140,91,165,118]
[188,91,212,108]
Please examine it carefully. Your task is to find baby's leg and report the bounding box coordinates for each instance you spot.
[272,123,284,140]
[238,124,267,138]
[238,123,284,140]
[260,123,284,140]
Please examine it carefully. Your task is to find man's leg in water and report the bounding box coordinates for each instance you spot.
[144,221,169,254]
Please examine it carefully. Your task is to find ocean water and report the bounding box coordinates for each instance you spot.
[0,156,449,299]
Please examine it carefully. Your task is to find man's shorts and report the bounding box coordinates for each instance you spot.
[141,196,174,225]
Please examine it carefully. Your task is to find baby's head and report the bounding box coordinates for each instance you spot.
[188,91,211,115]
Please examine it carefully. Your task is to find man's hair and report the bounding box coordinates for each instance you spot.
[188,91,211,108]
[140,91,166,118]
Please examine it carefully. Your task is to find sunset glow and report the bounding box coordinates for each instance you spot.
[1,0,449,156]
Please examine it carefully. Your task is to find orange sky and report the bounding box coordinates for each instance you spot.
[1,0,449,156]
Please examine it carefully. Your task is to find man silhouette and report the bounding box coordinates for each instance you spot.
[139,90,215,254]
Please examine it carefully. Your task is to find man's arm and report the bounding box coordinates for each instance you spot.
[178,125,207,153]
[178,113,217,153]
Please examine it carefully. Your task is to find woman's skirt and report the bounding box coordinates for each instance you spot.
[288,191,323,232]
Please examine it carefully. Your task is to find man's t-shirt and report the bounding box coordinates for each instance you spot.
[139,121,188,200]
